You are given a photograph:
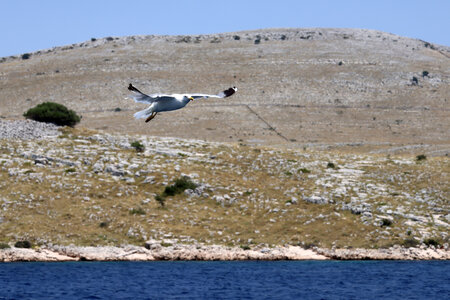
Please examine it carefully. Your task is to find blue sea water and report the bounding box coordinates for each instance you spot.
[0,261,449,299]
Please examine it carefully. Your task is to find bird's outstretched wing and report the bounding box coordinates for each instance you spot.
[128,84,186,103]
[128,84,156,103]
[128,84,237,102]
[188,87,238,100]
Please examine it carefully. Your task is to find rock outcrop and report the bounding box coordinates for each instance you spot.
[1,243,327,262]
[2,242,449,262]
[316,246,450,260]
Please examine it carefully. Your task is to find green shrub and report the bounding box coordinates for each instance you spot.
[23,102,81,127]
[163,185,177,196]
[402,238,419,248]
[15,240,32,248]
[240,245,251,250]
[0,243,10,249]
[22,53,31,60]
[155,194,166,208]
[416,154,427,161]
[163,176,197,197]
[303,242,317,249]
[381,219,392,227]
[299,168,311,174]
[155,176,197,207]
[129,207,146,215]
[130,141,145,152]
[327,162,336,169]
[423,238,440,247]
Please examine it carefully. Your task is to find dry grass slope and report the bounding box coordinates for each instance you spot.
[0,28,448,250]
[0,126,448,249]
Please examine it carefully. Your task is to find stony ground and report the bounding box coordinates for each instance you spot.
[1,120,448,250]
[1,28,449,154]
[1,29,449,261]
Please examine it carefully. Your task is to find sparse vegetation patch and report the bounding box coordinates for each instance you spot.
[0,124,448,249]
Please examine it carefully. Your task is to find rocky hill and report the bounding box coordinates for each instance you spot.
[1,28,449,155]
[0,120,448,252]
[0,29,449,257]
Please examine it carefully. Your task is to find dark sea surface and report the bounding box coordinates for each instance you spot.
[1,260,449,299]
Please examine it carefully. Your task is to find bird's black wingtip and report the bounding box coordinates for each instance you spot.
[223,86,237,98]
[128,83,143,94]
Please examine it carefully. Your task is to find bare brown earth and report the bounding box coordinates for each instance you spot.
[1,28,449,155]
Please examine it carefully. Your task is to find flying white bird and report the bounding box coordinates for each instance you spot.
[128,84,237,122]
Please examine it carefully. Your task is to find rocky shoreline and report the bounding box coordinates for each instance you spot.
[1,241,448,262]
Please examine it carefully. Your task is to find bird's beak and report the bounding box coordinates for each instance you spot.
[189,97,194,101]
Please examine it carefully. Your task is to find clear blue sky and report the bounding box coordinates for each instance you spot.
[1,0,449,57]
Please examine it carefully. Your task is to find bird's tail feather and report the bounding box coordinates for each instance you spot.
[134,108,152,119]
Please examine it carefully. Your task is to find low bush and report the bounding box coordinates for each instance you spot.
[155,177,197,207]
[15,241,32,248]
[423,238,440,247]
[129,207,146,215]
[23,102,81,127]
[402,238,419,248]
[381,219,392,227]
[327,162,336,169]
[155,194,166,208]
[416,154,427,161]
[130,141,145,152]
[0,243,10,249]
[163,176,197,197]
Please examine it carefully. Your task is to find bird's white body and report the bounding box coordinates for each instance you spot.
[153,95,191,111]
[128,84,237,122]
